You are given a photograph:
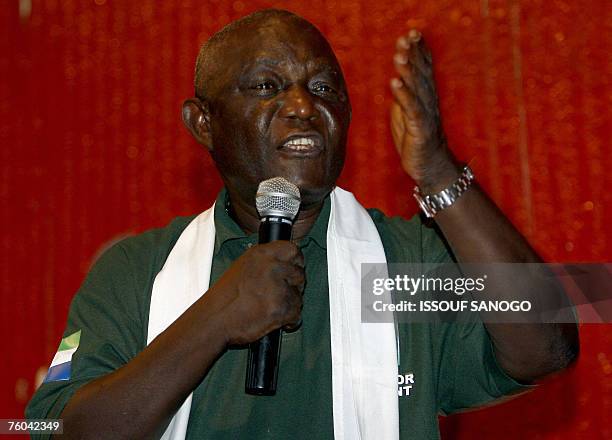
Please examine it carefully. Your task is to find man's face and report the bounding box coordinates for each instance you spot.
[205,18,351,208]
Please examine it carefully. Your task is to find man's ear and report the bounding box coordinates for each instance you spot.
[182,98,213,151]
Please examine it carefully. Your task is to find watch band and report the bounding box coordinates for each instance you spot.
[413,165,475,218]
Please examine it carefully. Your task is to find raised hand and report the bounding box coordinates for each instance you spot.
[390,29,458,193]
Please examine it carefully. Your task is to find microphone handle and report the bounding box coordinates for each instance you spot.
[245,217,293,396]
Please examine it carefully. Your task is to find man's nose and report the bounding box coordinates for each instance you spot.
[279,85,318,121]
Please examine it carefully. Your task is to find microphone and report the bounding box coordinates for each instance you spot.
[245,177,301,396]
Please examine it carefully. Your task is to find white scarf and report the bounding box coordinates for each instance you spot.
[147,187,399,440]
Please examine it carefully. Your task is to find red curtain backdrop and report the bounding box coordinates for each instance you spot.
[1,0,611,438]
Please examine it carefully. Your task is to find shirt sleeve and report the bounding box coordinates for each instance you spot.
[420,224,534,414]
[26,242,145,438]
[373,211,534,414]
[437,319,534,415]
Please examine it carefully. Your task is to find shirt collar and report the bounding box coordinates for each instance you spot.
[213,188,330,254]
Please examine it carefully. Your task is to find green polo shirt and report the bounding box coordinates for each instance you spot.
[27,189,529,439]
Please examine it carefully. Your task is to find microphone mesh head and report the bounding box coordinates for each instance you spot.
[256,177,301,220]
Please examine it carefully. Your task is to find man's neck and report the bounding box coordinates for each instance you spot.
[226,189,324,242]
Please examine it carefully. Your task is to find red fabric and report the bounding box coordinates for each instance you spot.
[1,1,610,438]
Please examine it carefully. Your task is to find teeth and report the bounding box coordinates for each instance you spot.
[284,137,316,149]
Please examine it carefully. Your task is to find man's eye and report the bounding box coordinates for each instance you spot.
[312,82,335,94]
[253,82,276,91]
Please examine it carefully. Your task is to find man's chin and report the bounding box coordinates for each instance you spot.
[276,170,341,208]
[295,183,334,209]
[250,165,340,208]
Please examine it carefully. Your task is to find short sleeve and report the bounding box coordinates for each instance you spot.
[416,219,534,413]
[369,210,534,415]
[26,243,145,437]
[437,319,534,414]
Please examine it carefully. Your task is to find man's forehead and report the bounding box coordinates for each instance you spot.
[241,53,340,73]
[195,11,342,98]
[225,21,336,63]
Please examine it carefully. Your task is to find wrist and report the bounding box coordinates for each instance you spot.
[193,291,233,351]
[413,153,461,194]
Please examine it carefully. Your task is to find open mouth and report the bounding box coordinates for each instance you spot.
[278,134,323,157]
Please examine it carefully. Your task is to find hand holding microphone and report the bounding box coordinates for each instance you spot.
[212,240,304,346]
[245,177,302,395]
[205,178,303,395]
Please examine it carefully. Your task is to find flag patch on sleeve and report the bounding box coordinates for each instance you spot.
[43,330,81,383]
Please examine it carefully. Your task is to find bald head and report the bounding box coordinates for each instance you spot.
[194,9,332,100]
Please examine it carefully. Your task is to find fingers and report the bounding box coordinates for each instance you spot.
[278,253,305,330]
[390,78,420,121]
[396,30,433,79]
[392,63,432,113]
[261,241,304,267]
[281,262,305,291]
[392,29,437,112]
[279,263,304,331]
[283,317,303,333]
